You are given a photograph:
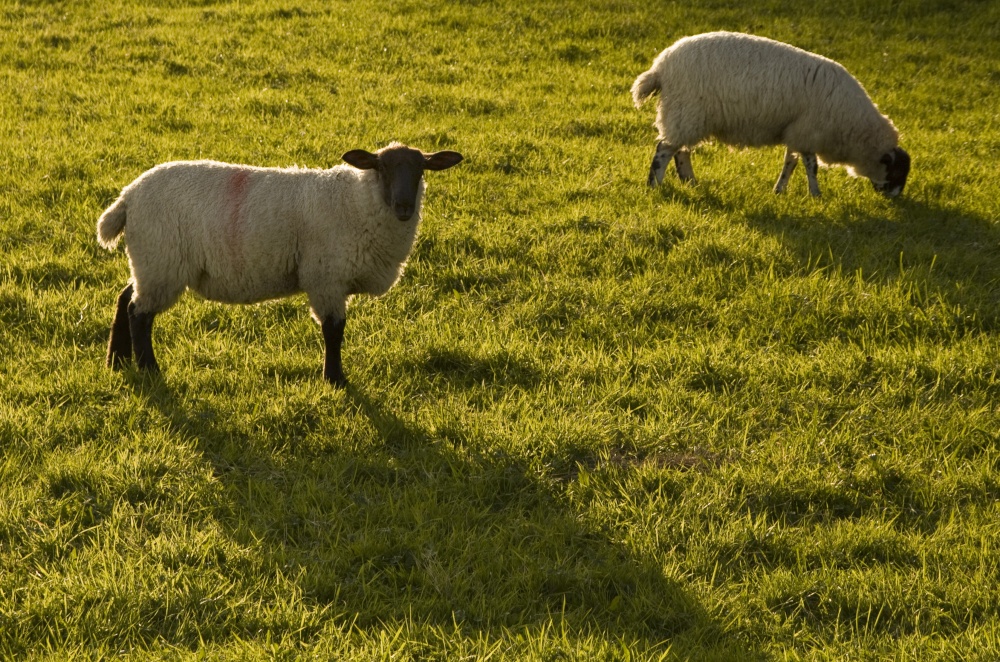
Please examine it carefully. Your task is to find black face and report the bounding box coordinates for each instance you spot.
[872,146,911,198]
[377,147,427,221]
[342,144,464,222]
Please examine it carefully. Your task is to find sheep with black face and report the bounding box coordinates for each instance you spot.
[632,32,910,198]
[97,142,463,386]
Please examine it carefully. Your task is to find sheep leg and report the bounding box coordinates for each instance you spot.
[802,152,821,197]
[773,148,799,194]
[321,315,347,387]
[673,149,696,184]
[127,303,160,373]
[647,141,678,187]
[106,283,134,368]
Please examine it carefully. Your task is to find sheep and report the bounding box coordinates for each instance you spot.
[97,142,464,387]
[631,31,910,198]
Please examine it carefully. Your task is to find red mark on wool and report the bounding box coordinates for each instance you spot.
[225,170,250,263]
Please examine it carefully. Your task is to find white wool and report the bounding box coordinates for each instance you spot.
[632,31,900,181]
[96,160,423,321]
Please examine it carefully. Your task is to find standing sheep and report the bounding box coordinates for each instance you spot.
[632,31,910,197]
[97,142,463,387]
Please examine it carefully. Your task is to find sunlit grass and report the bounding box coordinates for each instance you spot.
[1,0,999,659]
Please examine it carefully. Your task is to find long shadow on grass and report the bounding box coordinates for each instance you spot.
[128,376,758,658]
[701,188,1000,332]
[762,197,996,276]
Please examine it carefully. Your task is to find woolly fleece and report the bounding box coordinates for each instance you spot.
[632,31,901,181]
[97,159,422,322]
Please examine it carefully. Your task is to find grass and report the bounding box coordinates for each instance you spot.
[1,0,999,659]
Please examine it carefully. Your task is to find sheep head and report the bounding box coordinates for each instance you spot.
[342,143,464,221]
[871,147,910,198]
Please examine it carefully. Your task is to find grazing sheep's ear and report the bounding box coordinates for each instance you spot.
[423,151,464,171]
[880,151,895,167]
[342,150,379,170]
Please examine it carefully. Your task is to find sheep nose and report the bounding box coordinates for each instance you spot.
[394,203,414,221]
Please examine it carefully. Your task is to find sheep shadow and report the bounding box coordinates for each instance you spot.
[754,196,998,316]
[673,181,1000,330]
[125,378,756,658]
[404,345,545,390]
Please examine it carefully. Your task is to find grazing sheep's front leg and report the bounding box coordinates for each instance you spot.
[673,149,696,183]
[321,315,347,388]
[128,304,160,373]
[773,148,799,194]
[802,152,821,197]
[107,283,134,368]
[647,141,679,187]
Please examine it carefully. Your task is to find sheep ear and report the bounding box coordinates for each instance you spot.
[880,151,895,167]
[342,150,379,170]
[423,151,464,171]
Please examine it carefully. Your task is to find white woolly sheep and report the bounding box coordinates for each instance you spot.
[632,31,910,197]
[97,142,463,386]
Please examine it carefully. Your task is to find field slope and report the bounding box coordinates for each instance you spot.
[1,0,999,659]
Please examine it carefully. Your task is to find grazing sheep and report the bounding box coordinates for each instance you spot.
[97,142,463,386]
[632,31,910,197]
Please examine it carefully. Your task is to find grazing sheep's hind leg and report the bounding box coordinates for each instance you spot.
[647,141,678,187]
[128,304,160,373]
[773,148,799,194]
[674,149,696,184]
[322,315,347,388]
[106,283,134,368]
[802,152,821,197]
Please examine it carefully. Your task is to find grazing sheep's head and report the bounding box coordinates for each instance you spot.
[342,143,464,221]
[871,146,910,198]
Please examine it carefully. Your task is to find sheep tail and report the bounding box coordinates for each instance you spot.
[97,196,127,249]
[631,69,661,108]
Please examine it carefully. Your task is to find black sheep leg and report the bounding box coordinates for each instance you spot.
[322,315,347,387]
[106,283,134,368]
[128,302,160,373]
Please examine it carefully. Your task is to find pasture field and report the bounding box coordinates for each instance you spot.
[2,0,999,659]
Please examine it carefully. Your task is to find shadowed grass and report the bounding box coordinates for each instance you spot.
[1,0,999,659]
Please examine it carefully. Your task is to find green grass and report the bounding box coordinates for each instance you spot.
[2,0,999,659]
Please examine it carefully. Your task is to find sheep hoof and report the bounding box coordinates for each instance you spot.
[325,373,348,388]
